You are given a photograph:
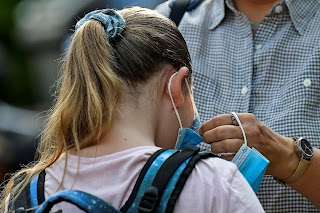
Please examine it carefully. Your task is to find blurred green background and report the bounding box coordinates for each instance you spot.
[0,0,34,106]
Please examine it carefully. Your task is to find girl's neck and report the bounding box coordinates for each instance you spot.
[75,94,159,158]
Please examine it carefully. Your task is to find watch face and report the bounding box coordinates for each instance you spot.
[301,138,314,157]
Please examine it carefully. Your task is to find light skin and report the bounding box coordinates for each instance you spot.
[76,66,193,157]
[200,0,320,208]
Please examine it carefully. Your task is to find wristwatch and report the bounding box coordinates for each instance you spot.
[275,137,314,187]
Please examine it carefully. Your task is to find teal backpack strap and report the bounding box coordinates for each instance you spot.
[30,170,46,211]
[34,190,120,213]
[128,146,218,213]
[120,149,178,213]
[123,146,201,213]
[149,146,201,213]
[27,171,121,213]
[29,173,39,209]
[165,152,218,212]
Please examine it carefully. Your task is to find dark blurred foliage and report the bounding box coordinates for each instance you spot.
[0,0,35,106]
[0,0,39,183]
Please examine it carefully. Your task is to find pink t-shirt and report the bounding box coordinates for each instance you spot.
[44,146,264,213]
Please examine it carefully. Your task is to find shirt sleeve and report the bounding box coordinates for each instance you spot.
[227,169,265,213]
[173,157,265,213]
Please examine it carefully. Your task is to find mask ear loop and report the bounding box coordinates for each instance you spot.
[168,72,183,129]
[231,112,247,147]
[184,78,200,120]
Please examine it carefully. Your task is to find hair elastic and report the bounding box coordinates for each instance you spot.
[75,9,126,39]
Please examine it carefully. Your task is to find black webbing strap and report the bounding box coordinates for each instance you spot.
[152,146,200,191]
[37,170,46,204]
[165,152,218,213]
[138,146,200,213]
[120,149,168,212]
[169,0,190,26]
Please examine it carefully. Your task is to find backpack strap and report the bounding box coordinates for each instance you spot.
[169,0,203,26]
[165,152,218,213]
[133,146,202,213]
[29,170,46,209]
[120,149,177,212]
[33,190,120,213]
[37,170,46,204]
[11,174,30,212]
[146,146,200,213]
[12,170,46,212]
[130,146,218,213]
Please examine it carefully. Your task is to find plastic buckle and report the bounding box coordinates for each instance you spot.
[15,207,27,213]
[185,145,200,152]
[138,186,159,213]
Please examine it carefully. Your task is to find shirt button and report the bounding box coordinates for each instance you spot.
[255,44,262,50]
[241,86,248,95]
[303,78,312,87]
[275,5,283,14]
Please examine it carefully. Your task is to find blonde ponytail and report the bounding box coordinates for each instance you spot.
[1,19,123,210]
[59,19,122,148]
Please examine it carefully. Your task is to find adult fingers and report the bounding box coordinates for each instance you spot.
[210,138,244,154]
[219,154,236,161]
[200,114,233,136]
[203,125,243,143]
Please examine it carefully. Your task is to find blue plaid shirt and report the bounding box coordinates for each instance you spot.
[157,0,320,212]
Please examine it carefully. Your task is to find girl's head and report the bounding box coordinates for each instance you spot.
[1,7,193,209]
[58,7,193,150]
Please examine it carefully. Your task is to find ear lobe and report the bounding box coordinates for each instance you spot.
[165,67,189,108]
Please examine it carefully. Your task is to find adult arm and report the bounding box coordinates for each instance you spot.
[200,113,320,208]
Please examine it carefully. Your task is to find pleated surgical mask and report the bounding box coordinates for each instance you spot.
[168,72,203,150]
[230,112,270,193]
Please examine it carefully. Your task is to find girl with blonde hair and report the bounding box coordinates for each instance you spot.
[1,7,264,213]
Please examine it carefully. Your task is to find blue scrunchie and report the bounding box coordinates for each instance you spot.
[75,9,125,39]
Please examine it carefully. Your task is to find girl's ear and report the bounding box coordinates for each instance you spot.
[165,67,189,108]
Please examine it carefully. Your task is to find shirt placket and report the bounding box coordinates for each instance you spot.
[249,2,287,118]
[232,11,253,113]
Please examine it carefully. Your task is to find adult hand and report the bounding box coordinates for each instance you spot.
[200,113,299,180]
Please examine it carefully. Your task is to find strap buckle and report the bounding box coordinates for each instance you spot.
[139,186,159,213]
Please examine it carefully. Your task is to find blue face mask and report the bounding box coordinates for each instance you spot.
[168,73,203,150]
[230,112,270,193]
[175,114,203,149]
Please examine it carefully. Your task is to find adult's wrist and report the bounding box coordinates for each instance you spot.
[274,137,300,180]
[274,137,314,187]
